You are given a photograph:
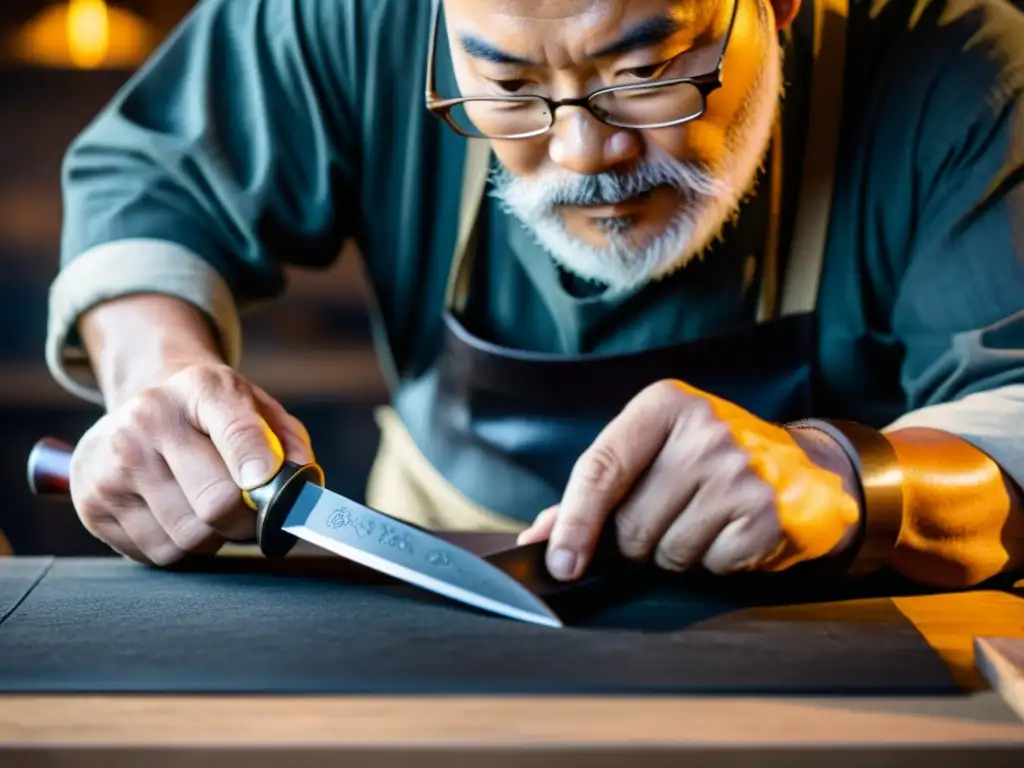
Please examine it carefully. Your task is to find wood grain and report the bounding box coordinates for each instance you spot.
[0,691,1021,747]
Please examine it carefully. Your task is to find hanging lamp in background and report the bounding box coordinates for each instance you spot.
[7,0,155,69]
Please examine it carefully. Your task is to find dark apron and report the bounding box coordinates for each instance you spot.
[368,0,849,529]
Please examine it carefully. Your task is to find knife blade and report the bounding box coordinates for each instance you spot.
[27,437,563,628]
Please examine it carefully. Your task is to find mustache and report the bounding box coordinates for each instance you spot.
[490,157,729,215]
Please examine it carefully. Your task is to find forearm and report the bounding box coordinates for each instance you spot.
[79,294,226,411]
[882,427,1024,588]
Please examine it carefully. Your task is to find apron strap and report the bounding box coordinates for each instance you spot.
[445,138,493,314]
[756,117,785,323]
[779,0,849,316]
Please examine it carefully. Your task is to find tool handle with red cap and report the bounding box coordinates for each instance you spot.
[26,436,325,558]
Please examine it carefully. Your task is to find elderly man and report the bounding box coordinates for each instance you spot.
[46,0,1024,588]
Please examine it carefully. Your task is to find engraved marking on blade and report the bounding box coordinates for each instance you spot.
[354,518,376,538]
[323,505,374,538]
[378,522,414,554]
[316,500,518,602]
[325,508,353,530]
[427,550,452,567]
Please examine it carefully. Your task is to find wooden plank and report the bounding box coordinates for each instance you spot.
[0,691,1021,748]
[976,637,1024,721]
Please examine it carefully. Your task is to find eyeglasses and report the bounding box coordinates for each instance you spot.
[424,0,739,140]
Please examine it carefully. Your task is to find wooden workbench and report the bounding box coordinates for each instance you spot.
[1,555,1022,767]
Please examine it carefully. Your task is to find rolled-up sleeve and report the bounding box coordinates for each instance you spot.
[51,0,361,402]
[885,36,1024,488]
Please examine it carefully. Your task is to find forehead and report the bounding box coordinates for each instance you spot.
[442,0,704,60]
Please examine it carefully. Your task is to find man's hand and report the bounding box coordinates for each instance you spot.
[69,362,314,566]
[518,380,862,581]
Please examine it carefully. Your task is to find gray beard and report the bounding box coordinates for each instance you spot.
[489,47,781,293]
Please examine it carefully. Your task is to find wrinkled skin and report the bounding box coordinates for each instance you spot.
[70,361,313,566]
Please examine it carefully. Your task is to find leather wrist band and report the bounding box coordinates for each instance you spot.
[784,418,905,576]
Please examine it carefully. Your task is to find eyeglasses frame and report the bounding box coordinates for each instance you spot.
[423,0,741,139]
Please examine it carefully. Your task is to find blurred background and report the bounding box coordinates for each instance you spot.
[0,0,387,555]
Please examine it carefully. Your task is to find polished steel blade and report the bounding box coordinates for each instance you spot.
[279,483,563,628]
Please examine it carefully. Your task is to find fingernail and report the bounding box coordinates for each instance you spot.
[240,459,273,489]
[548,548,578,580]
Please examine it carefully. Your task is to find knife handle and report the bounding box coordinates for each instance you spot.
[27,436,325,558]
[27,436,74,497]
[242,460,326,558]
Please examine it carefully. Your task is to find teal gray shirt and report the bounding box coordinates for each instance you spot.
[47,0,1024,484]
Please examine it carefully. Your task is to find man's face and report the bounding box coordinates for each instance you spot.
[442,0,782,291]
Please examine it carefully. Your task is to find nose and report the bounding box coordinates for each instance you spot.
[548,108,641,175]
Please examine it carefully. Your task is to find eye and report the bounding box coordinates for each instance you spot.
[622,60,673,81]
[492,78,530,93]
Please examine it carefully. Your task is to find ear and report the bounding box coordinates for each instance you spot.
[768,0,803,29]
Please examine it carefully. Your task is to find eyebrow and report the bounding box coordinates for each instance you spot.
[589,15,684,59]
[459,35,537,66]
[458,13,684,68]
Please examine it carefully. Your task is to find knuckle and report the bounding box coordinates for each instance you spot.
[185,362,250,401]
[106,425,147,471]
[687,395,718,426]
[615,514,658,558]
[124,388,176,433]
[716,447,753,482]
[630,380,683,424]
[732,472,776,514]
[75,499,109,534]
[191,478,242,526]
[644,379,687,408]
[574,444,626,493]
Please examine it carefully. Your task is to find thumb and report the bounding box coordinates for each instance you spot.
[183,380,286,490]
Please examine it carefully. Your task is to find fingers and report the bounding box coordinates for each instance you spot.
[546,381,686,580]
[68,361,316,567]
[650,465,764,572]
[157,434,256,543]
[611,421,730,562]
[87,495,190,567]
[699,504,782,574]
[516,505,559,545]
[142,475,226,557]
[171,366,286,490]
[82,506,154,564]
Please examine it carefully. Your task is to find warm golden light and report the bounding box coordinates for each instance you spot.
[7,0,154,69]
[67,0,110,69]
